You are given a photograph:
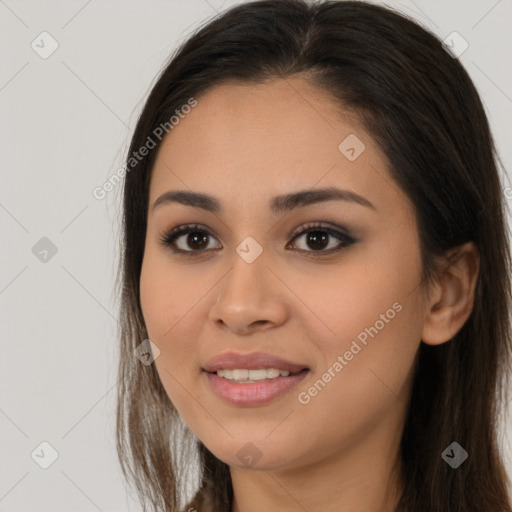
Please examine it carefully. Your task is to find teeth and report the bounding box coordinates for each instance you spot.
[217,368,291,382]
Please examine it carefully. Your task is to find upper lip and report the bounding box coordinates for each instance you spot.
[202,352,309,374]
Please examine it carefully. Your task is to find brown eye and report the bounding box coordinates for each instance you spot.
[288,223,355,254]
[160,221,355,257]
[160,224,221,255]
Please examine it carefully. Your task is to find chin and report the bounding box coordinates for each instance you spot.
[203,437,303,472]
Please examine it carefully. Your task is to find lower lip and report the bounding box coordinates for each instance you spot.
[204,370,309,406]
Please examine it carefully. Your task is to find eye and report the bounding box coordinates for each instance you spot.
[287,221,356,255]
[159,221,356,257]
[159,223,221,256]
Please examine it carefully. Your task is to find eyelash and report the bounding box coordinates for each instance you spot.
[158,221,356,258]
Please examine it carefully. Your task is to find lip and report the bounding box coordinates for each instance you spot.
[202,351,310,406]
[204,369,310,406]
[202,351,309,374]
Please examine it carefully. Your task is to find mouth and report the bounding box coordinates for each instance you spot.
[207,367,308,383]
[202,351,310,405]
[202,351,309,375]
[202,367,309,406]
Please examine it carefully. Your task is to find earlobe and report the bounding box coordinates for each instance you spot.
[421,242,480,346]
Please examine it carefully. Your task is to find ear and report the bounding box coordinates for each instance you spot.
[421,241,480,346]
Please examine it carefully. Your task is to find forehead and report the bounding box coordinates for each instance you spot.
[149,77,407,217]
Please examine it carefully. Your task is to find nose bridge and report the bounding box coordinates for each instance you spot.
[210,239,286,333]
[216,240,268,306]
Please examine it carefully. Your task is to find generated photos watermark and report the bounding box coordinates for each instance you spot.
[297,301,403,405]
[93,97,198,200]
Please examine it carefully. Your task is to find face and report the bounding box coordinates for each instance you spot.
[139,77,427,472]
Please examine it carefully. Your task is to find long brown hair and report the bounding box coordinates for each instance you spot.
[114,1,512,510]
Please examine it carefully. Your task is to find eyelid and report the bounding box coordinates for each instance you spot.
[288,221,353,241]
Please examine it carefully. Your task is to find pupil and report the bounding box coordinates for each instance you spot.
[308,231,328,250]
[189,231,208,249]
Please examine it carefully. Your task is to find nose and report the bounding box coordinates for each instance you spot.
[208,250,288,335]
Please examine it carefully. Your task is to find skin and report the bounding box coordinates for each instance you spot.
[139,76,479,512]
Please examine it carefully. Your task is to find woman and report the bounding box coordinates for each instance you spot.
[115,1,512,510]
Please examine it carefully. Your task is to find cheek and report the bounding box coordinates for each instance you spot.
[297,302,420,442]
[293,234,423,438]
[140,248,201,340]
[296,228,423,357]
[290,288,422,463]
[139,252,198,386]
[139,249,213,409]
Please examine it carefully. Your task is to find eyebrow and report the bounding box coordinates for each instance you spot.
[151,186,376,215]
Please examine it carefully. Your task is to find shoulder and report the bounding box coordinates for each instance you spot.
[181,491,210,512]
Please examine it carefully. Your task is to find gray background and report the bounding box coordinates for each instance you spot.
[1,0,511,510]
